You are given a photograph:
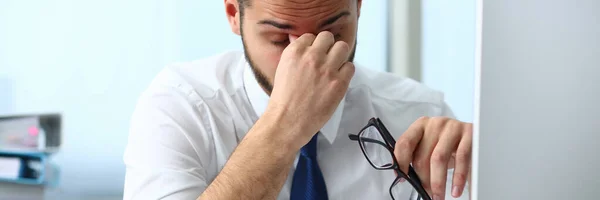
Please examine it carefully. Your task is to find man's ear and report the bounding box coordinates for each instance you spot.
[225,0,241,35]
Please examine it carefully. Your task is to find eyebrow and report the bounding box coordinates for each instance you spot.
[257,11,351,30]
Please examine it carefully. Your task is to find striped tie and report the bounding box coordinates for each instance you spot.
[290,133,328,200]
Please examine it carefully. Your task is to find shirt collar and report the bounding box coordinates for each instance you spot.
[242,60,344,144]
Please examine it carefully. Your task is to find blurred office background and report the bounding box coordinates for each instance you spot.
[0,0,474,198]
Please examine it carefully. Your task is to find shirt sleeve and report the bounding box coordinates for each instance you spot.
[123,85,214,200]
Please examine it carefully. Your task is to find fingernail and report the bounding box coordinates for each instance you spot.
[434,195,442,200]
[399,177,406,182]
[452,186,460,197]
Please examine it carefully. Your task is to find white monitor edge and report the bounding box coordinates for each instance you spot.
[471,0,483,199]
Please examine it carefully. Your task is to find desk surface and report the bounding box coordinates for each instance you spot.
[0,182,121,200]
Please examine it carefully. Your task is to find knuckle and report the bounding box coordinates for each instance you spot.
[444,120,458,133]
[335,41,350,51]
[455,152,470,164]
[330,78,348,89]
[439,116,452,120]
[396,137,415,151]
[319,31,334,39]
[347,64,356,76]
[325,69,336,79]
[429,116,441,121]
[286,45,301,54]
[305,59,318,69]
[431,182,445,193]
[430,116,445,125]
[413,157,429,169]
[304,52,322,68]
[435,117,449,130]
[456,148,471,161]
[303,33,316,40]
[431,151,449,164]
[341,63,355,77]
[423,185,432,193]
[329,79,340,87]
[393,147,403,159]
[426,118,443,133]
[346,62,356,69]
[417,116,430,123]
[453,172,468,184]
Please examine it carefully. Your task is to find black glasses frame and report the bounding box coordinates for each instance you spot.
[348,117,431,200]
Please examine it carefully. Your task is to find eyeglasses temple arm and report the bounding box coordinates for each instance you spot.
[347,134,390,148]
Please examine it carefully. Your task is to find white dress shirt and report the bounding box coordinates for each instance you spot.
[123,51,464,200]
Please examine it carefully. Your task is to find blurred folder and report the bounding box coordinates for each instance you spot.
[0,151,58,186]
[0,113,61,153]
[0,157,21,180]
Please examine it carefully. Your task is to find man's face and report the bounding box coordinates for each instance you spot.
[230,0,361,94]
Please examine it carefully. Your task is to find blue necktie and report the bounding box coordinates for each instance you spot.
[290,133,328,200]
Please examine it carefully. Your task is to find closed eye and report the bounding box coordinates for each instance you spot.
[271,34,341,47]
[271,39,289,46]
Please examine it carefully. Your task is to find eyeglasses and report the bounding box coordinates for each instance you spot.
[348,117,431,200]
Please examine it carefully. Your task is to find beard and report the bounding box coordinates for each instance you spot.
[241,34,357,95]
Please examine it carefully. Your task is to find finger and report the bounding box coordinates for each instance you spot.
[447,153,456,169]
[394,116,428,174]
[311,31,336,53]
[288,33,316,50]
[413,117,447,194]
[337,62,355,84]
[328,41,351,66]
[452,123,473,198]
[430,120,462,200]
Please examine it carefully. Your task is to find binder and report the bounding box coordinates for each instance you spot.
[0,113,61,188]
[0,113,61,154]
[0,151,59,186]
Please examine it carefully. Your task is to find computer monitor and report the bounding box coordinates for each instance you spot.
[472,0,600,199]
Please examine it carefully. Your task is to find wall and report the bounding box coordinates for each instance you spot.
[0,77,11,112]
[355,0,388,71]
[421,0,476,122]
[0,0,387,196]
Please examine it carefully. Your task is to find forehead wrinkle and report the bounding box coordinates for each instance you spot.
[265,0,338,8]
[260,0,346,27]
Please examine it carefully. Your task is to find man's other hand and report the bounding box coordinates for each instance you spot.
[394,117,473,200]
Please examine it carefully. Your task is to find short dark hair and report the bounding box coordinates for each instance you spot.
[238,0,250,16]
[238,0,249,7]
